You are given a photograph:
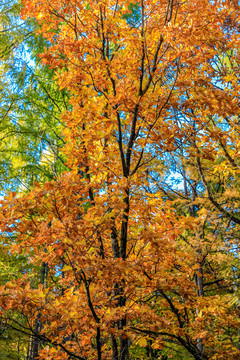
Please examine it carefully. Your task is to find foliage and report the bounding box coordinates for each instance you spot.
[0,0,240,360]
[0,0,69,193]
[0,0,70,358]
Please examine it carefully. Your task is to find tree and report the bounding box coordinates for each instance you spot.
[0,0,240,359]
[0,1,70,358]
[0,0,69,193]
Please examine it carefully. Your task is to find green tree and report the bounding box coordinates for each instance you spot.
[0,0,69,193]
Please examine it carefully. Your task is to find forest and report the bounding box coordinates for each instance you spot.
[0,0,240,359]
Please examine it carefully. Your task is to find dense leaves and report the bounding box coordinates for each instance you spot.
[0,0,240,359]
[0,0,69,357]
[0,0,69,192]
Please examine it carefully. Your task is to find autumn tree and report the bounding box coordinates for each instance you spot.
[1,0,240,360]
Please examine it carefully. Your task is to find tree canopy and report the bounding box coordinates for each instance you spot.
[0,0,240,359]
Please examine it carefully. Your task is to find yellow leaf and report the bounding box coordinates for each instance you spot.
[138,338,148,347]
[62,265,72,271]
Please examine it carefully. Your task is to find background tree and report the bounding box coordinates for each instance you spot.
[0,0,70,358]
[0,0,69,193]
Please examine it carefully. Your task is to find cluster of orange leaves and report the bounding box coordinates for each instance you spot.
[1,0,240,359]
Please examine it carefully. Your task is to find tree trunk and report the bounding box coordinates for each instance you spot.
[28,262,48,360]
